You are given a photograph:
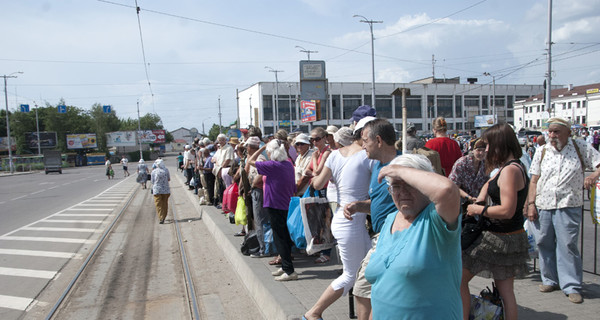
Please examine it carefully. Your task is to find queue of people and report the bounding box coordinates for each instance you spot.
[173,112,599,320]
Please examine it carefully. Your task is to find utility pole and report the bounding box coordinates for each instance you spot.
[265,67,283,131]
[236,89,240,129]
[137,100,143,160]
[249,95,253,127]
[218,96,222,133]
[3,72,23,174]
[295,45,318,61]
[546,0,553,114]
[34,102,41,155]
[354,15,383,110]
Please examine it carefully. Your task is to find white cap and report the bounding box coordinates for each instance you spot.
[353,116,376,134]
[294,133,310,145]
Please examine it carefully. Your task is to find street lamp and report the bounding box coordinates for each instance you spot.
[483,72,496,123]
[354,14,382,110]
[287,84,294,131]
[3,71,23,174]
[295,45,318,61]
[265,66,283,131]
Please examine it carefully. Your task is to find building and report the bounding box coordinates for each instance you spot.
[169,127,200,146]
[513,83,600,130]
[237,77,553,135]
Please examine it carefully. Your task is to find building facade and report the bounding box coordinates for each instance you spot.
[513,83,600,131]
[237,78,551,135]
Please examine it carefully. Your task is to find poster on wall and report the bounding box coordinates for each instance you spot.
[106,131,136,147]
[137,130,166,144]
[301,100,317,123]
[25,132,57,149]
[66,134,97,149]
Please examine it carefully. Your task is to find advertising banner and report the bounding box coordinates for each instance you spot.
[106,131,136,147]
[301,100,317,123]
[25,132,57,149]
[474,115,495,128]
[137,129,166,144]
[66,134,97,149]
[0,137,16,152]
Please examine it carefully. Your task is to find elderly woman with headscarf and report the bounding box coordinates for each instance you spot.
[151,159,171,224]
[136,159,149,189]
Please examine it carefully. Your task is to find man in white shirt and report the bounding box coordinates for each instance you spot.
[212,134,235,206]
[527,117,600,304]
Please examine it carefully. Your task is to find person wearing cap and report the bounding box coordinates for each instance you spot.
[293,133,314,196]
[212,134,235,207]
[448,139,488,203]
[425,117,463,177]
[325,125,339,149]
[151,159,171,224]
[405,122,425,151]
[351,105,376,127]
[527,117,600,304]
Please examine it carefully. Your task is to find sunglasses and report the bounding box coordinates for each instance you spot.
[310,136,323,142]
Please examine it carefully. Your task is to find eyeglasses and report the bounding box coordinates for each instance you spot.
[310,136,323,142]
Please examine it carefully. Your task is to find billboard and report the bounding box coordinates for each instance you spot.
[138,130,166,144]
[474,115,495,128]
[301,100,317,122]
[66,134,97,149]
[106,131,136,147]
[0,137,16,152]
[25,132,57,149]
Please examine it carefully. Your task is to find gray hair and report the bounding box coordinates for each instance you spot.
[386,154,433,183]
[266,139,288,162]
[217,134,228,142]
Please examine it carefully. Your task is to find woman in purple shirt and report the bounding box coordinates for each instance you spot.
[248,139,297,281]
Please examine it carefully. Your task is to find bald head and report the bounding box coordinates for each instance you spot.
[537,135,545,146]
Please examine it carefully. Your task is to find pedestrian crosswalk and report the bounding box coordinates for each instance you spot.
[0,178,138,315]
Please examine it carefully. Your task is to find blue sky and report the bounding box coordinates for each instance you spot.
[1,0,598,132]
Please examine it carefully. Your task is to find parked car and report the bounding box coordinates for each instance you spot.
[517,130,542,145]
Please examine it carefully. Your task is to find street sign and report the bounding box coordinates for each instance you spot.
[103,105,112,113]
[278,120,291,127]
[20,104,29,112]
[57,105,67,113]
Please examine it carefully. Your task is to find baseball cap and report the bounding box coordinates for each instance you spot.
[351,105,376,123]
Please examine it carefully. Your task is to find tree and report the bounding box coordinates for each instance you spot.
[208,123,228,141]
[89,103,121,153]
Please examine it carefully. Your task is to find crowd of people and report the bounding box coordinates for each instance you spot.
[167,107,600,319]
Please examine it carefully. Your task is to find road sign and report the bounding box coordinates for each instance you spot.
[57,105,67,113]
[20,104,29,112]
[103,105,112,113]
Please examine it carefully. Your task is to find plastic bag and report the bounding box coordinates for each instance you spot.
[591,182,600,224]
[222,183,238,213]
[235,196,247,225]
[470,282,504,320]
[300,188,335,255]
[263,223,277,255]
[287,196,306,249]
[523,219,538,259]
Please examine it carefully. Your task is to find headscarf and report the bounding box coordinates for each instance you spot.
[154,159,166,169]
[139,159,145,164]
[334,127,354,147]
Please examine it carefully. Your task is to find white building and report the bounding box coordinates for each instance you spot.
[237,77,552,135]
[513,83,600,131]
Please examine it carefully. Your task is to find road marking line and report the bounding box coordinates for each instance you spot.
[10,195,27,201]
[42,219,104,224]
[22,227,102,233]
[64,208,112,211]
[48,186,58,190]
[30,189,46,195]
[0,294,34,311]
[76,204,117,207]
[0,236,95,244]
[0,201,5,205]
[0,267,57,279]
[59,213,114,217]
[0,248,82,259]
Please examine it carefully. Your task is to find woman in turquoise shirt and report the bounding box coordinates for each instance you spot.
[365,154,462,320]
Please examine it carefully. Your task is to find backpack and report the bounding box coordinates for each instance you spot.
[240,231,260,256]
[413,147,445,176]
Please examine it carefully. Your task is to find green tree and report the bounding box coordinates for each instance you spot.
[89,103,121,153]
[208,123,228,141]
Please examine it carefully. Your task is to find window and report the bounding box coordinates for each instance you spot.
[395,95,422,118]
[376,95,393,119]
[568,102,572,109]
[343,95,362,120]
[437,95,453,118]
[455,96,463,118]
[331,95,341,119]
[464,96,479,111]
[263,95,273,121]
[577,101,581,108]
[427,95,436,118]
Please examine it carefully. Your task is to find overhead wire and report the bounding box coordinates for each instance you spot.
[134,0,155,113]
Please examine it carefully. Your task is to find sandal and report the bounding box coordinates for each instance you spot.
[269,255,282,265]
[234,231,246,237]
[314,255,330,264]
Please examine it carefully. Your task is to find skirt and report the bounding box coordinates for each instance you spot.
[462,229,529,280]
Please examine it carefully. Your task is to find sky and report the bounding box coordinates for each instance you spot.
[1,0,599,133]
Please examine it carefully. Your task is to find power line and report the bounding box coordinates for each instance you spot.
[134,0,155,113]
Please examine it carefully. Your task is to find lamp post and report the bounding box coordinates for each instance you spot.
[295,45,318,61]
[265,66,283,131]
[202,117,213,136]
[354,15,382,110]
[249,95,253,128]
[483,72,496,123]
[287,84,294,131]
[3,71,23,174]
[136,100,143,160]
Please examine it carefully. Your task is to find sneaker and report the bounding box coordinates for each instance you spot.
[539,284,560,292]
[271,268,285,276]
[250,252,267,258]
[568,293,583,304]
[275,272,298,281]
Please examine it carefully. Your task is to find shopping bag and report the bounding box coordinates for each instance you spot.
[222,183,238,213]
[263,223,277,255]
[523,219,538,259]
[591,182,600,224]
[470,282,504,320]
[189,177,195,187]
[300,188,335,255]
[235,196,248,225]
[287,196,306,249]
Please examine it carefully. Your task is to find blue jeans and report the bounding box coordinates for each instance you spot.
[533,207,583,294]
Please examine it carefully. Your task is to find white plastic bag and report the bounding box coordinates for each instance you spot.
[523,219,538,259]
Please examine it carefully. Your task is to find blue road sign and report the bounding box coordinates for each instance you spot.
[20,104,29,112]
[103,105,111,113]
[57,105,67,113]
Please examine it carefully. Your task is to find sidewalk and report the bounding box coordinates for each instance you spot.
[172,170,600,319]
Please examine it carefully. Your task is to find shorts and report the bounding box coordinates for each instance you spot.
[123,166,128,171]
[353,234,379,298]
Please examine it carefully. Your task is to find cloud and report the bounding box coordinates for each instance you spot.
[376,67,412,83]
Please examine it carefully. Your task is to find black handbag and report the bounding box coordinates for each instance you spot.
[461,201,489,250]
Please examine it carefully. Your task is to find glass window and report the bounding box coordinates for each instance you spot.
[437,95,453,118]
[394,95,422,119]
[331,95,341,120]
[263,95,273,121]
[568,102,572,109]
[376,95,393,119]
[464,96,479,111]
[455,96,462,118]
[427,95,435,119]
[264,126,274,135]
[278,97,292,123]
[343,95,362,120]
